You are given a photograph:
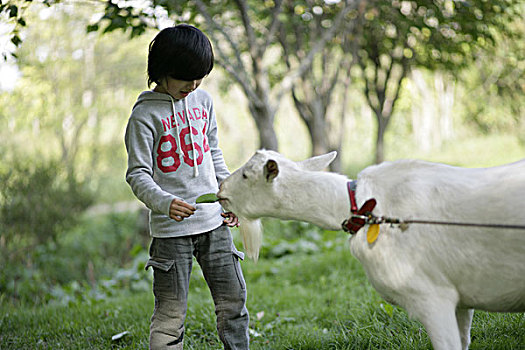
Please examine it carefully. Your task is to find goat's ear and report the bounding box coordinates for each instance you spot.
[264,159,279,182]
[299,151,337,171]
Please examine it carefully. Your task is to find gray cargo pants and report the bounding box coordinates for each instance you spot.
[146,225,250,349]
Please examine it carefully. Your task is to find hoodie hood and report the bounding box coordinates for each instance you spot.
[133,90,172,108]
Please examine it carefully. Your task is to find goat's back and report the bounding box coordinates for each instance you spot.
[352,159,525,312]
[358,159,525,222]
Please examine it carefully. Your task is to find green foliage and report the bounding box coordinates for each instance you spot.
[0,159,93,244]
[356,0,522,71]
[353,0,524,162]
[0,2,150,203]
[0,157,94,305]
[0,208,148,305]
[458,16,525,134]
[254,219,338,258]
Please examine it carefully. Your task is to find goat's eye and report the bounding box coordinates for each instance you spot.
[242,173,248,179]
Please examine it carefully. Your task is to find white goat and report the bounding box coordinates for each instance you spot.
[217,150,525,350]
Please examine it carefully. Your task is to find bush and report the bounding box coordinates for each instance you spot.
[0,210,148,306]
[0,159,94,245]
[0,158,94,304]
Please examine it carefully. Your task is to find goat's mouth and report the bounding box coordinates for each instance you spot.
[217,196,232,210]
[217,195,228,204]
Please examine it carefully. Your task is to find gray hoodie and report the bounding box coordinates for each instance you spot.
[125,89,229,237]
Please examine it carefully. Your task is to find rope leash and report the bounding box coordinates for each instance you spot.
[350,213,525,231]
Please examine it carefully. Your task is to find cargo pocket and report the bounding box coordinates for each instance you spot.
[232,247,246,291]
[145,257,176,296]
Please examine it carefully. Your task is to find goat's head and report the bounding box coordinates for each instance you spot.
[218,150,337,260]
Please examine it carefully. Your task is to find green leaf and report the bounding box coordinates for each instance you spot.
[196,193,219,204]
[8,5,18,18]
[11,34,22,47]
[86,24,99,33]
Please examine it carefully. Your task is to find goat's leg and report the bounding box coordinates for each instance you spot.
[409,299,463,350]
[456,308,474,350]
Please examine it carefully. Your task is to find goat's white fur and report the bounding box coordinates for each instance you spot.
[218,150,525,350]
[238,217,262,261]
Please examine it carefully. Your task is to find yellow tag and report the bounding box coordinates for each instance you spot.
[367,224,380,244]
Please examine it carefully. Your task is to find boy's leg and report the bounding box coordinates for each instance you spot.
[147,237,193,350]
[195,226,250,350]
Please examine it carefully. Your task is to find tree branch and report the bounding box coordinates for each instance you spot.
[233,0,258,60]
[274,0,357,103]
[194,0,246,75]
[261,0,283,57]
[193,0,261,104]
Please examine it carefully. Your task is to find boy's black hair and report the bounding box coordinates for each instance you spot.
[147,24,214,87]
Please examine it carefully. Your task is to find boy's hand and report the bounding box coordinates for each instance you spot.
[221,212,239,227]
[169,198,196,222]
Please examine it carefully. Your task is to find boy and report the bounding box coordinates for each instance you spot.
[125,24,249,349]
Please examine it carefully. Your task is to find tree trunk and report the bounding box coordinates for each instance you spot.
[375,115,388,164]
[331,68,354,173]
[411,70,455,152]
[248,102,278,151]
[308,119,329,156]
[435,73,455,141]
[293,94,329,156]
[411,69,435,152]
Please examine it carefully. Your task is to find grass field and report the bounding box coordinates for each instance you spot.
[1,226,523,349]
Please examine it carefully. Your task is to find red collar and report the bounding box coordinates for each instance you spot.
[342,181,377,234]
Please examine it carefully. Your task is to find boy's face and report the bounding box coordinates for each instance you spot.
[160,77,203,100]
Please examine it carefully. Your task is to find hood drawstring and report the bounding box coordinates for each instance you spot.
[184,97,199,177]
[169,95,182,164]
[169,95,199,178]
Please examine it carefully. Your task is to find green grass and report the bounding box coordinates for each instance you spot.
[1,229,523,349]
